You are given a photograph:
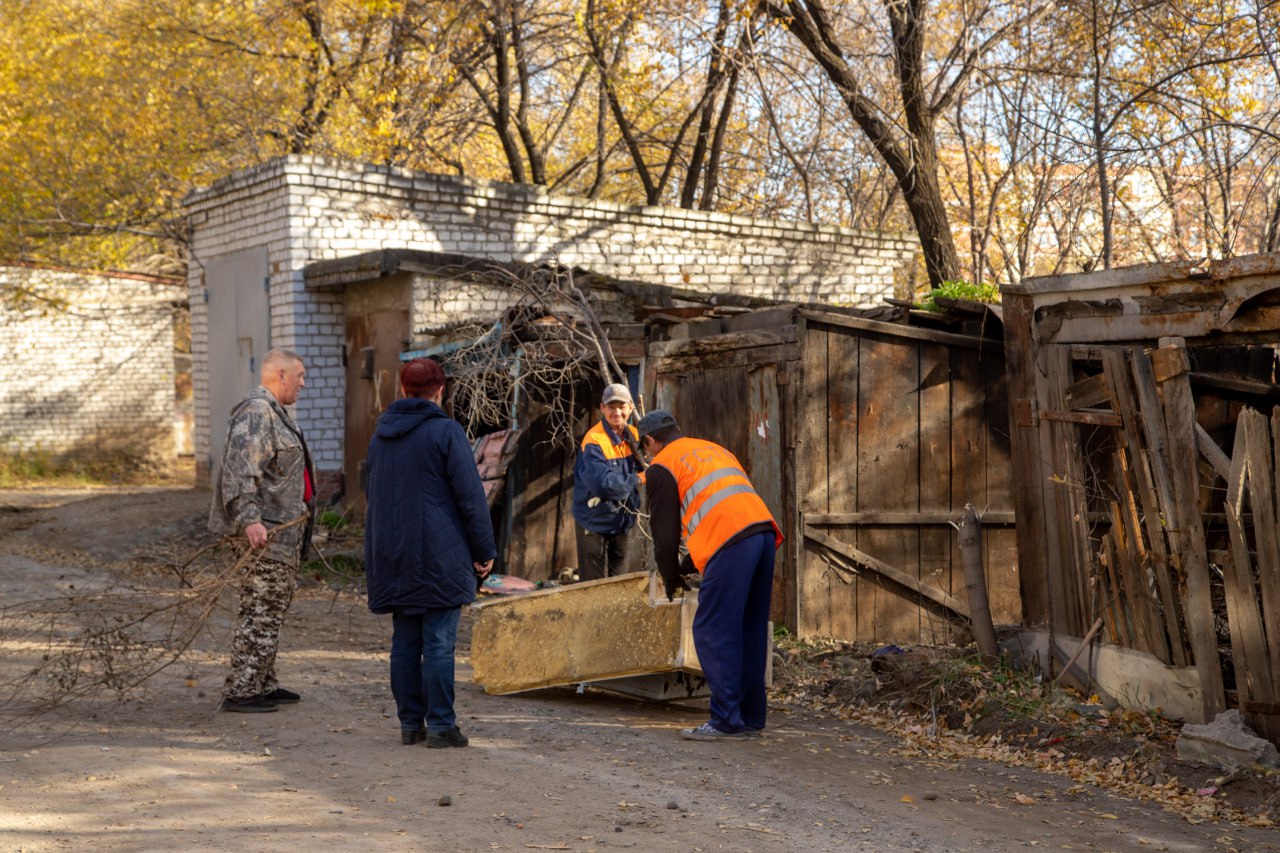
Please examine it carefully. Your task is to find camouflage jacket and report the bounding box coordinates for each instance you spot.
[209,386,315,565]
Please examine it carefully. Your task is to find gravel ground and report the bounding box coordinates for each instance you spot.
[0,486,1275,853]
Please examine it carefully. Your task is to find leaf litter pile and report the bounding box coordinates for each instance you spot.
[768,636,1279,829]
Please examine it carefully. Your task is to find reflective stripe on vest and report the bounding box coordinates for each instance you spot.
[683,473,755,538]
[651,436,779,571]
[581,421,637,460]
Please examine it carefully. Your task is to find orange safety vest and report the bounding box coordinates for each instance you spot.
[649,436,781,572]
[580,421,638,459]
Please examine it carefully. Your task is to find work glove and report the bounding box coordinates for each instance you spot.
[660,566,691,602]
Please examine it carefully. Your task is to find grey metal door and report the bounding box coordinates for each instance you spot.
[205,248,270,479]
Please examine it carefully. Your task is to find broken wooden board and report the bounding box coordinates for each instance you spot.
[470,572,702,696]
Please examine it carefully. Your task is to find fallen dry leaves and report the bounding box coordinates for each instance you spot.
[769,637,1278,830]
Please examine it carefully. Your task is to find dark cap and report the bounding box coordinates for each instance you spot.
[400,357,445,398]
[636,409,678,440]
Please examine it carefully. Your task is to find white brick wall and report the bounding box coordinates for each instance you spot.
[185,155,919,480]
[0,265,182,463]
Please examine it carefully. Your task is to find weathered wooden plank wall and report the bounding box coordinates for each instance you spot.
[1001,255,1280,735]
[796,314,1017,644]
[1003,294,1051,627]
[503,389,591,581]
[857,323,921,641]
[1008,333,1279,733]
[747,363,787,623]
[647,323,800,626]
[798,316,835,633]
[1043,345,1093,636]
[1025,345,1204,665]
[1151,344,1225,723]
[919,339,954,642]
[1221,408,1280,741]
[645,308,1016,643]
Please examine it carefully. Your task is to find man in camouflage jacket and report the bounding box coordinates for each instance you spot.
[209,348,316,713]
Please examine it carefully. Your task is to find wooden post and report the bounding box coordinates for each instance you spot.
[1151,339,1226,722]
[959,503,1000,664]
[1000,291,1050,626]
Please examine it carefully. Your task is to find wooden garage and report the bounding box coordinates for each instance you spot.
[1002,252,1280,735]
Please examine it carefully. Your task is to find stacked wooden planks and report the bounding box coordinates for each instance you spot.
[1221,407,1280,742]
[1039,342,1224,720]
[1036,340,1280,736]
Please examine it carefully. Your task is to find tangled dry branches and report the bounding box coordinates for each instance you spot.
[0,517,306,731]
[439,263,630,446]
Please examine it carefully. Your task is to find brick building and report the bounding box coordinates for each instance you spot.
[184,155,918,496]
[0,263,186,470]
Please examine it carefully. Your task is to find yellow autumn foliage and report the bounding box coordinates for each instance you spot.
[0,0,1274,284]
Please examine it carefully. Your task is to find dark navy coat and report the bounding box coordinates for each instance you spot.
[364,398,496,613]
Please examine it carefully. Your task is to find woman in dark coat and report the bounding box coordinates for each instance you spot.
[364,358,496,747]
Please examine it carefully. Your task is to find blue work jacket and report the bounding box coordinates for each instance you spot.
[572,419,642,535]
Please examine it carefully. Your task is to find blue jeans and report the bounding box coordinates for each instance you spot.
[390,607,461,734]
[692,531,776,734]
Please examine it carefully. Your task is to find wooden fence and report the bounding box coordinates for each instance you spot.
[646,308,1019,643]
[794,312,1018,644]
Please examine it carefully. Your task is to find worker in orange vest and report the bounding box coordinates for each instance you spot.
[637,409,782,741]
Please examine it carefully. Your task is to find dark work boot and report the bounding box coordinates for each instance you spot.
[425,726,469,748]
[269,687,301,704]
[401,727,426,745]
[220,693,278,713]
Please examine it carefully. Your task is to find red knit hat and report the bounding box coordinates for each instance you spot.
[400,358,445,398]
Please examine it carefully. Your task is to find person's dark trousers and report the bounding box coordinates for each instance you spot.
[575,524,637,581]
[389,607,462,735]
[691,531,776,733]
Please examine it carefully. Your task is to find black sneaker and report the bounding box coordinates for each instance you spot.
[425,726,469,748]
[401,728,426,745]
[269,687,301,704]
[220,694,278,713]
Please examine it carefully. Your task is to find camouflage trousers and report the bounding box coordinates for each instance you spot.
[224,554,296,701]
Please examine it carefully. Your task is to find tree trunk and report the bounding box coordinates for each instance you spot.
[902,157,961,288]
[584,1,658,203]
[701,61,741,210]
[1089,0,1112,269]
[680,0,732,208]
[488,22,528,184]
[508,2,547,186]
[1264,189,1280,253]
[765,0,963,289]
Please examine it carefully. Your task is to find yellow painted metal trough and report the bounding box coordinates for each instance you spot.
[470,572,707,699]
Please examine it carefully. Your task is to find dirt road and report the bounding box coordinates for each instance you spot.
[1,487,1275,852]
